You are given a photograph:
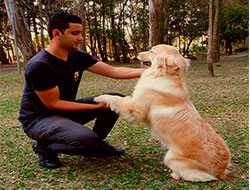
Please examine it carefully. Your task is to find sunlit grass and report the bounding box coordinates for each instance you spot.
[0,55,248,189]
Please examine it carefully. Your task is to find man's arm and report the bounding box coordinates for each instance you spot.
[87,61,145,79]
[35,86,107,111]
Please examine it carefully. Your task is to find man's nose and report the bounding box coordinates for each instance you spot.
[78,34,83,41]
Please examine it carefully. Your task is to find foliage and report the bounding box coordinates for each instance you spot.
[191,42,207,54]
[127,0,149,53]
[169,0,208,39]
[0,0,248,64]
[220,0,248,47]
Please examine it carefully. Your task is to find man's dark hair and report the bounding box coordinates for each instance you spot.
[48,11,82,39]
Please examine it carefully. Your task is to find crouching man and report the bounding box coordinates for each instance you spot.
[18,11,144,169]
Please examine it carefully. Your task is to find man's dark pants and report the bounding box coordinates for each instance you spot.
[23,93,123,155]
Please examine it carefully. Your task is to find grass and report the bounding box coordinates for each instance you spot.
[0,55,248,189]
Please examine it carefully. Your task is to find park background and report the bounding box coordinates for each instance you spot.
[0,0,249,189]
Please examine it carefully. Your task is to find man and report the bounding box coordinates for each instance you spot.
[18,11,145,169]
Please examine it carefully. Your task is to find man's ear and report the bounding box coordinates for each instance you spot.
[52,29,62,39]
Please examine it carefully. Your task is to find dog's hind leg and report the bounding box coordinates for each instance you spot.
[163,151,217,182]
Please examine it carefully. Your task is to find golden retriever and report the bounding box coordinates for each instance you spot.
[94,44,231,182]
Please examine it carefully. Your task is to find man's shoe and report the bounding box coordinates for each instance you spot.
[32,140,63,169]
[37,153,63,169]
[81,141,125,157]
[101,142,125,157]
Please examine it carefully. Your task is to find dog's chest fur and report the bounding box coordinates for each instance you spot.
[132,68,184,99]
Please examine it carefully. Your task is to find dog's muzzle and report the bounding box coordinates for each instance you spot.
[142,61,152,66]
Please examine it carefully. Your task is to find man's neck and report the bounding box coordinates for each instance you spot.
[46,43,69,61]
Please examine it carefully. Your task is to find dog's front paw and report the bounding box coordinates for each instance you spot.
[94,95,119,113]
[94,95,113,104]
[171,172,181,180]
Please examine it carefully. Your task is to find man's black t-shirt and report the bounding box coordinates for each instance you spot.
[19,49,98,126]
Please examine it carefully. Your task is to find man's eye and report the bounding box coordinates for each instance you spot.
[71,32,80,35]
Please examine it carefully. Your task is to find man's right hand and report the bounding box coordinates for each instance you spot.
[96,102,109,110]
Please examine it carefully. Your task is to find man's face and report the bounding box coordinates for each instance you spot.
[59,23,83,49]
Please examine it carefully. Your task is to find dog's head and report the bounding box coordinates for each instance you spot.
[137,44,190,76]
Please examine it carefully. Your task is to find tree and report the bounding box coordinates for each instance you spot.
[126,0,149,54]
[0,44,8,64]
[168,0,208,56]
[148,0,164,47]
[207,0,220,77]
[220,0,248,55]
[148,0,209,55]
[4,0,35,64]
[0,0,10,64]
[2,0,246,67]
[71,1,87,52]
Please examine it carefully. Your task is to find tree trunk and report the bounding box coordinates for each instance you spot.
[149,0,162,47]
[101,2,108,62]
[143,0,148,50]
[7,49,13,63]
[224,39,232,55]
[92,2,105,61]
[7,37,15,62]
[32,14,41,51]
[120,32,130,62]
[149,0,169,47]
[81,6,87,52]
[72,1,87,52]
[89,31,96,56]
[183,38,195,57]
[0,46,9,64]
[38,0,45,48]
[4,33,14,63]
[4,0,35,65]
[85,2,97,56]
[40,27,45,48]
[111,15,120,62]
[163,0,170,44]
[207,0,220,77]
[212,0,220,62]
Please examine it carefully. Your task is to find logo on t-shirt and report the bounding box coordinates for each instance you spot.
[74,71,80,82]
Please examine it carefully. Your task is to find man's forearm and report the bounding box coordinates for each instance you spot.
[112,67,145,79]
[47,99,105,111]
[88,61,145,79]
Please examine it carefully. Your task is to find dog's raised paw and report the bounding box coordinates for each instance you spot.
[94,95,112,103]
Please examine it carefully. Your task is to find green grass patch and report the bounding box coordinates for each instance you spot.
[0,55,248,189]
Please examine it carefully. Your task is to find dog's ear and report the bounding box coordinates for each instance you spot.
[157,55,180,75]
[137,51,151,62]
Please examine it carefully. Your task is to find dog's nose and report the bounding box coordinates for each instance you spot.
[142,61,152,66]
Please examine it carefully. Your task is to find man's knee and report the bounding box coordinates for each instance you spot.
[69,129,101,147]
